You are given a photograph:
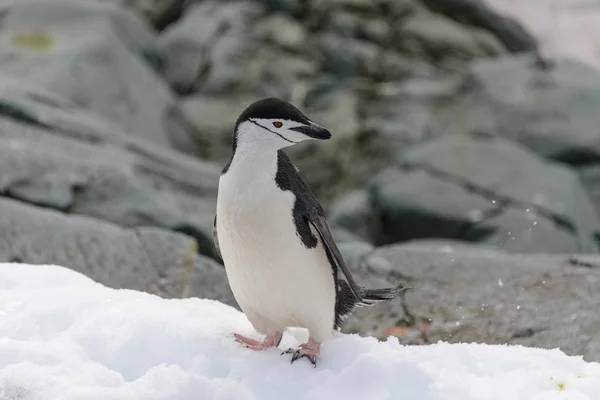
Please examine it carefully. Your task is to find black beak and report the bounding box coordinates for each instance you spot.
[290,123,331,140]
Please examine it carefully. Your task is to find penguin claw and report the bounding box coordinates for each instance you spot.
[281,338,320,367]
[282,348,317,367]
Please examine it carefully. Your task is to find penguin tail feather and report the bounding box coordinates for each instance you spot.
[357,283,412,307]
[334,281,413,330]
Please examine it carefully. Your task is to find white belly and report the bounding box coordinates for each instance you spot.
[216,181,335,343]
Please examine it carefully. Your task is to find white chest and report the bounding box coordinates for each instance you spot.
[216,170,304,276]
[217,165,294,248]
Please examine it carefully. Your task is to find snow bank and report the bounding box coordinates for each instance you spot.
[486,0,600,68]
[1,263,599,400]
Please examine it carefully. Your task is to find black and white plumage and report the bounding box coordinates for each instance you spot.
[213,97,406,366]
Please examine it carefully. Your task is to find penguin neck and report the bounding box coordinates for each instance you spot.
[231,145,279,176]
[222,123,288,180]
[222,139,282,197]
[219,148,281,210]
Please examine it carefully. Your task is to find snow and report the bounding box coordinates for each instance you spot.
[486,0,600,68]
[1,263,600,400]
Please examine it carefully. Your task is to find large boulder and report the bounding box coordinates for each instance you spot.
[0,197,235,305]
[362,54,600,159]
[180,95,253,160]
[438,54,600,163]
[344,240,600,362]
[329,189,377,242]
[361,52,600,164]
[365,134,600,253]
[160,0,268,94]
[121,0,188,30]
[358,53,600,221]
[420,0,538,52]
[435,55,600,216]
[0,73,221,259]
[364,75,463,151]
[0,0,198,152]
[399,5,507,62]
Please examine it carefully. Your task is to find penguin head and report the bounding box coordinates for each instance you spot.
[234,97,331,151]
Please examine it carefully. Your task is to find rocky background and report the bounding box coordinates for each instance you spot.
[1,0,599,362]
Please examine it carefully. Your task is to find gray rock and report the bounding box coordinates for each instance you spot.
[306,85,361,143]
[160,0,265,93]
[346,241,600,362]
[0,75,221,258]
[311,0,530,72]
[375,51,441,81]
[401,135,598,229]
[0,0,161,57]
[315,34,380,78]
[580,165,600,215]
[121,0,186,30]
[332,228,367,245]
[368,134,600,253]
[378,0,416,17]
[439,55,600,163]
[226,45,315,98]
[400,7,507,62]
[261,0,301,14]
[255,13,307,52]
[467,208,579,253]
[363,55,600,232]
[420,0,538,53]
[296,84,362,171]
[284,76,459,204]
[0,197,235,305]
[371,168,495,243]
[365,75,463,145]
[200,32,263,95]
[180,95,253,160]
[338,240,375,270]
[319,0,380,13]
[329,189,377,242]
[328,12,392,46]
[163,2,314,98]
[0,0,197,152]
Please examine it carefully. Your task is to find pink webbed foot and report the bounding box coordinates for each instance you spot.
[234,332,282,351]
[282,337,321,367]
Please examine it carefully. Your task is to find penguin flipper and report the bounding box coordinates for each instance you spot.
[307,215,363,301]
[273,150,363,301]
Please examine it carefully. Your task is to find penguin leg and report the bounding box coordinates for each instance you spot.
[282,337,320,367]
[234,332,283,351]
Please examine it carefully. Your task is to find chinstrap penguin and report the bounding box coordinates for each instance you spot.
[213,97,408,366]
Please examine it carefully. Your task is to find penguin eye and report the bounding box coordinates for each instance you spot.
[273,121,283,128]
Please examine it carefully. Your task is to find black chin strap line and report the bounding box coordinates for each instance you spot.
[250,120,298,144]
